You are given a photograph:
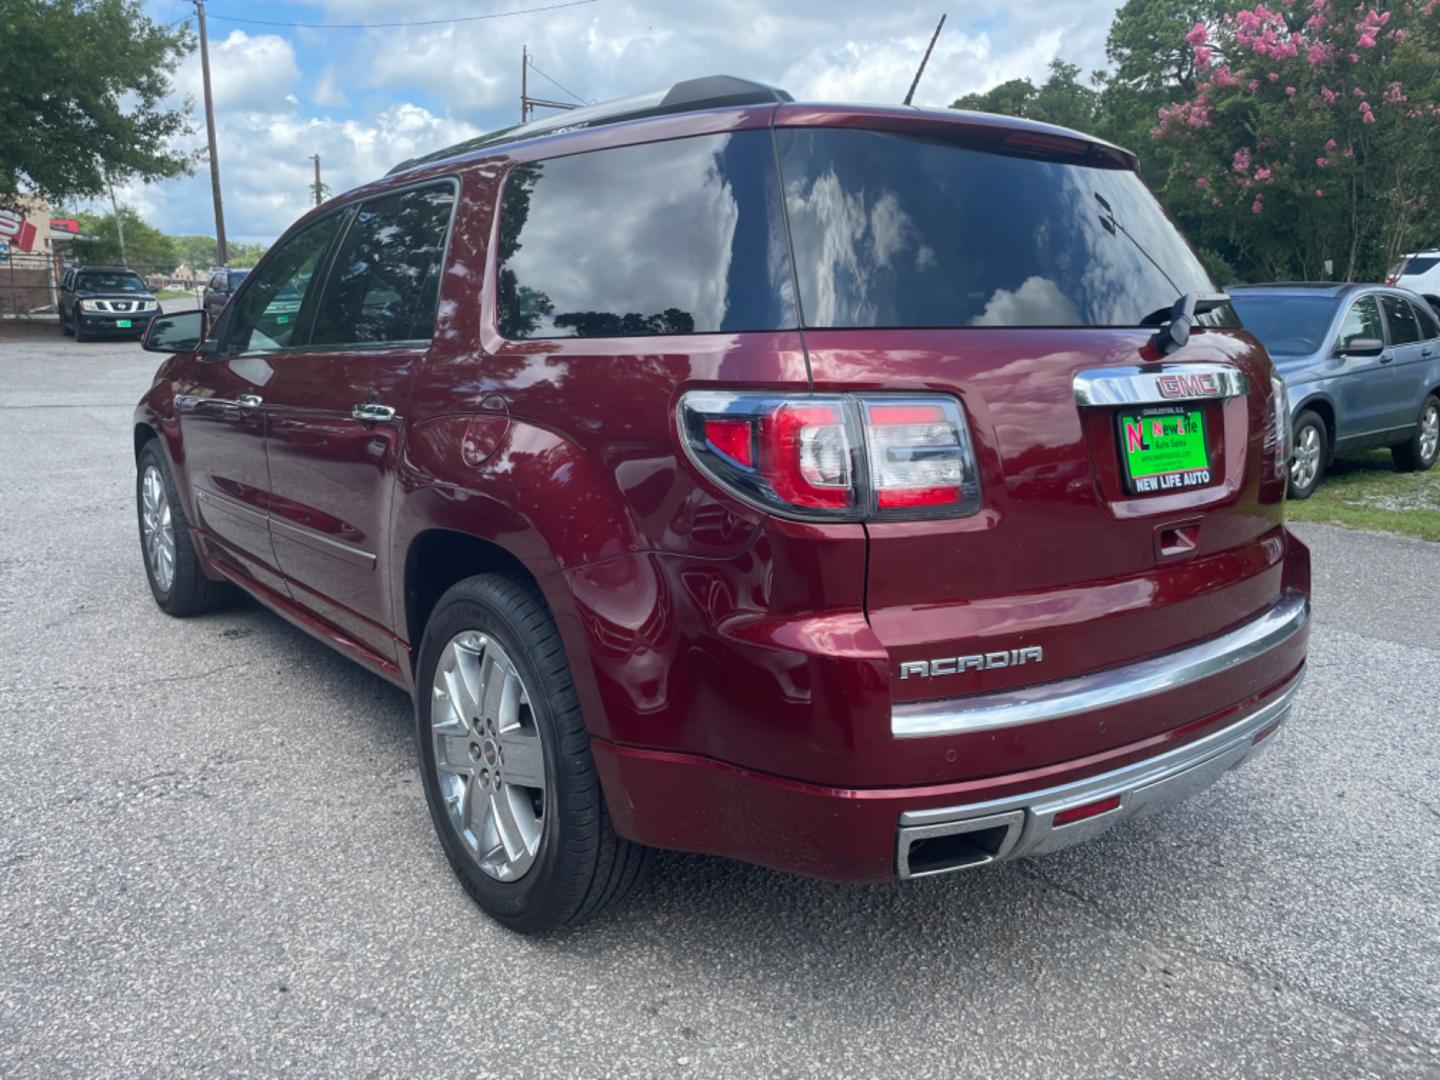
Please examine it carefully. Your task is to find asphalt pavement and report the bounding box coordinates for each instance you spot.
[1,325,1437,1079]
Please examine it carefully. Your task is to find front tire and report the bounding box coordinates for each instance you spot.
[1392,394,1440,473]
[72,317,88,342]
[1288,410,1327,499]
[136,442,228,616]
[415,573,649,932]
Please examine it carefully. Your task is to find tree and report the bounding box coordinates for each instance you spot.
[72,207,177,268]
[952,61,1104,135]
[1150,0,1440,281]
[0,0,195,209]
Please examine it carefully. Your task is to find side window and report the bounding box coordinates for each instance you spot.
[224,214,343,354]
[1415,300,1440,340]
[1381,294,1422,345]
[309,184,455,347]
[496,131,796,339]
[1337,295,1383,350]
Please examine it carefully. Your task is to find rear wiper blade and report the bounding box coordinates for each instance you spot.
[1144,291,1231,354]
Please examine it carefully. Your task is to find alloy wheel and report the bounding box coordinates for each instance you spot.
[431,632,547,882]
[140,464,176,592]
[1290,424,1321,490]
[1421,402,1439,465]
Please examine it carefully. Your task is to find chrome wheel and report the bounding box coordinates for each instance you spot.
[1421,402,1439,464]
[140,464,176,592]
[1290,423,1321,490]
[431,632,547,882]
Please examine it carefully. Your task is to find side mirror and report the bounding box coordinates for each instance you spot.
[143,310,209,354]
[1336,336,1384,357]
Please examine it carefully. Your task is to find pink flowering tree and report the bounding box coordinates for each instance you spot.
[1149,0,1440,281]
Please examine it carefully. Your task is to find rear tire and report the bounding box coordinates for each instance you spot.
[136,441,229,616]
[1288,410,1327,499]
[1391,394,1440,472]
[415,573,650,933]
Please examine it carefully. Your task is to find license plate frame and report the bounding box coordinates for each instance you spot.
[1116,405,1214,495]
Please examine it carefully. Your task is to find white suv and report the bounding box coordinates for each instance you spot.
[1390,249,1440,306]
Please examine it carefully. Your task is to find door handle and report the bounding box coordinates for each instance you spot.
[1379,353,1394,364]
[236,394,263,409]
[352,403,397,423]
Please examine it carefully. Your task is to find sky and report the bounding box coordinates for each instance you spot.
[106,0,1126,245]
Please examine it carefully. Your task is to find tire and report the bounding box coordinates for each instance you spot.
[415,573,650,932]
[73,317,88,343]
[1391,394,1440,473]
[136,441,229,616]
[59,310,70,336]
[1288,410,1327,500]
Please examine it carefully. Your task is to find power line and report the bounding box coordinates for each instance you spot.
[203,0,596,31]
[526,56,591,105]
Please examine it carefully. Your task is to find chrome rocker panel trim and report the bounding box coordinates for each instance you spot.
[892,591,1309,739]
[896,669,1303,879]
[1072,363,1250,407]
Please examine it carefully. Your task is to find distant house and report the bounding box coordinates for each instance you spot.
[170,264,203,287]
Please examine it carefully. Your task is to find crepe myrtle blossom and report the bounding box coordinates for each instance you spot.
[1325,138,1337,151]
[1233,146,1252,174]
[1186,21,1208,44]
[1255,167,1273,182]
[1194,45,1214,70]
[1316,157,1330,168]
[1252,197,1264,214]
[1320,86,1338,103]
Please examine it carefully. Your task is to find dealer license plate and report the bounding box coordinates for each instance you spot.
[1117,406,1213,495]
[116,319,133,328]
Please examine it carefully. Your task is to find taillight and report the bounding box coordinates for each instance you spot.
[678,392,981,521]
[1264,375,1290,482]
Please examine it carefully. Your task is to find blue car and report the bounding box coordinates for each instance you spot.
[1229,283,1440,498]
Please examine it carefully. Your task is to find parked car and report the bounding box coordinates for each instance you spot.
[58,265,159,341]
[202,267,250,322]
[134,76,1311,932]
[1388,248,1440,310]
[1228,283,1440,498]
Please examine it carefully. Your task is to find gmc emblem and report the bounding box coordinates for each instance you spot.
[1156,372,1219,399]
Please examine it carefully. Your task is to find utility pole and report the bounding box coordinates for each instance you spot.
[519,45,579,122]
[194,0,228,266]
[310,154,323,206]
[106,174,128,266]
[904,14,947,106]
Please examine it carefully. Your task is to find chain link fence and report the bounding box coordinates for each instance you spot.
[1,256,208,318]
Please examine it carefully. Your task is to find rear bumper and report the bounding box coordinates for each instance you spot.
[895,670,1299,878]
[593,589,1308,882]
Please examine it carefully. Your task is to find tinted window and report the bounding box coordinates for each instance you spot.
[776,128,1224,329]
[497,131,795,339]
[1229,294,1337,355]
[227,270,249,289]
[1381,294,1422,345]
[225,214,342,353]
[1336,295,1384,351]
[76,271,147,293]
[1415,299,1440,340]
[311,185,455,346]
[1401,256,1439,276]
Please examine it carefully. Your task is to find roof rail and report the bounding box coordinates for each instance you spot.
[387,75,792,176]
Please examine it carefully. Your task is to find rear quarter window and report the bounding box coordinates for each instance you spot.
[775,128,1223,329]
[495,131,796,339]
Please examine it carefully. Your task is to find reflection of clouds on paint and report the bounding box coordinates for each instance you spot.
[970,276,1082,326]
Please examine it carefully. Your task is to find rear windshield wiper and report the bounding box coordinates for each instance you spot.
[1142,291,1231,354]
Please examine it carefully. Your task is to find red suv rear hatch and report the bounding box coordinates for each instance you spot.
[775,110,1295,779]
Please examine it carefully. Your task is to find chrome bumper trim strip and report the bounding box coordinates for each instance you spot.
[899,669,1303,830]
[892,591,1308,739]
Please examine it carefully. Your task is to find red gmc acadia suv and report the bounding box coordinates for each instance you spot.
[133,77,1311,931]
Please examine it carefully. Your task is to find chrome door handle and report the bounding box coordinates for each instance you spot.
[352,403,397,423]
[236,394,263,409]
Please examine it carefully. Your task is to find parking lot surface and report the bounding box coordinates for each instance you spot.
[2,328,1438,1078]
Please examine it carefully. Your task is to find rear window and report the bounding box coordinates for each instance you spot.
[496,131,795,339]
[775,128,1223,329]
[1228,294,1338,355]
[1400,256,1440,276]
[228,270,249,289]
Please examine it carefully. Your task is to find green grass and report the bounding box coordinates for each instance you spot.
[1288,448,1440,542]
